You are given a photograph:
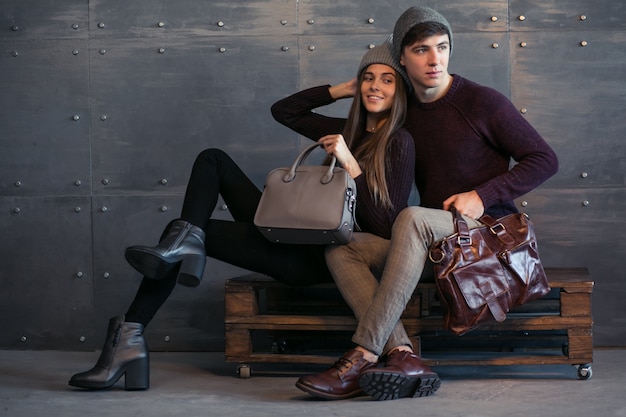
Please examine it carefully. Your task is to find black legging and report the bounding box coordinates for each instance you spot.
[125,149,333,326]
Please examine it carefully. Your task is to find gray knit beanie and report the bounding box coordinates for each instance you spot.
[392,6,453,59]
[357,36,410,87]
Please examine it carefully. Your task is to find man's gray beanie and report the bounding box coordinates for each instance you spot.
[392,6,453,59]
[357,35,410,87]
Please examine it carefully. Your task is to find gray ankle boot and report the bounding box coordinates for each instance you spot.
[69,316,149,390]
[125,219,207,287]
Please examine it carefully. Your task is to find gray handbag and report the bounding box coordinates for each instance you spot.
[254,142,357,245]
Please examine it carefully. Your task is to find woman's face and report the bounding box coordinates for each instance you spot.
[360,64,397,115]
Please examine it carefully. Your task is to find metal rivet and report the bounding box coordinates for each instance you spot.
[158,48,165,54]
[160,206,168,212]
[73,115,80,121]
[217,21,224,27]
[160,178,168,185]
[281,45,289,51]
[101,206,108,212]
[280,20,288,25]
[582,200,590,206]
[20,336,27,343]
[164,336,171,342]
[99,49,106,55]
[14,181,21,187]
[308,45,316,51]
[13,208,20,214]
[103,272,110,279]
[580,172,588,178]
[76,271,84,277]
[221,204,228,211]
[75,180,82,186]
[520,108,527,114]
[491,16,498,22]
[158,21,165,27]
[102,178,109,185]
[520,42,527,48]
[79,336,86,342]
[518,15,526,21]
[74,207,81,213]
[72,49,79,55]
[521,201,528,207]
[307,19,315,25]
[100,115,107,121]
[580,40,588,47]
[579,15,587,21]
[11,25,19,31]
[72,24,79,30]
[367,18,375,24]
[491,43,499,49]
[219,47,226,53]
[98,22,105,28]
[12,51,19,57]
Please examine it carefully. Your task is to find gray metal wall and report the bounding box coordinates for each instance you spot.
[1,1,624,351]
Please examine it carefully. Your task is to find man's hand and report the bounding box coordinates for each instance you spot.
[443,190,485,219]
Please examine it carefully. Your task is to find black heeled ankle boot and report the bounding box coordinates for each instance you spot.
[125,219,207,287]
[69,316,149,390]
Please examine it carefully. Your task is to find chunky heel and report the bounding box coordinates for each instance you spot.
[176,254,206,287]
[124,357,150,390]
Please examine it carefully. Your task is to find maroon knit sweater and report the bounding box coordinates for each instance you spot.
[405,75,559,218]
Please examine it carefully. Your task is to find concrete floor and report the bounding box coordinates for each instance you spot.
[1,348,624,417]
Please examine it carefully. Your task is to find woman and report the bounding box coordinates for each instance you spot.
[68,37,415,391]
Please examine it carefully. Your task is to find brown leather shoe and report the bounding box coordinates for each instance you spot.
[295,348,376,400]
[359,350,441,401]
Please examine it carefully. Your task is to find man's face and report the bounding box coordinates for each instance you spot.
[400,33,451,98]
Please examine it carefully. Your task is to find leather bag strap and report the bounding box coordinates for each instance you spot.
[478,213,516,246]
[450,206,474,260]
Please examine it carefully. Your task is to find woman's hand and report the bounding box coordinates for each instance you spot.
[318,134,362,179]
[328,79,358,100]
[443,191,485,219]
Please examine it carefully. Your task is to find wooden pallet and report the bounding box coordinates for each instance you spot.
[224,267,593,379]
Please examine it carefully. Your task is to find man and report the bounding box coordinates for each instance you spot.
[296,6,558,401]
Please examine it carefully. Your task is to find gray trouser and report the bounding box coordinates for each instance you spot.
[325,206,482,356]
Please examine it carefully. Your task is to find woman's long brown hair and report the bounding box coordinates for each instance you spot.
[342,67,408,210]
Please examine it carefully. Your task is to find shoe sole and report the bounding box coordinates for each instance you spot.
[295,380,364,400]
[359,371,441,401]
[125,249,178,279]
[69,359,150,391]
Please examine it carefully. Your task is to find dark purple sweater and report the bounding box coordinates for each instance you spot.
[405,75,559,218]
[271,85,415,239]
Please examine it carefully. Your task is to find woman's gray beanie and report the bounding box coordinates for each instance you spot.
[357,35,410,87]
[392,6,453,59]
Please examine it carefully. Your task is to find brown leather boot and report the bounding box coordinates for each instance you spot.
[295,348,376,400]
[359,349,440,400]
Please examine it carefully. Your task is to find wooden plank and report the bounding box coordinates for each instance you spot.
[224,292,258,317]
[560,292,592,317]
[224,327,253,357]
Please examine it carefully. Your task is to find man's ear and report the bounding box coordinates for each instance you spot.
[399,53,405,66]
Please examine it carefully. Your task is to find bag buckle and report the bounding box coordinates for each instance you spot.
[489,223,506,235]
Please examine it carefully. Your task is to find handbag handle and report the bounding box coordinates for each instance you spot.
[450,206,474,260]
[451,205,515,247]
[282,142,338,185]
